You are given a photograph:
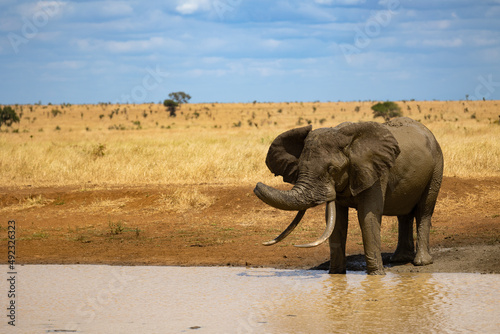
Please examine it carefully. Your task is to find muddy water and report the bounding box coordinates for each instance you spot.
[1,265,498,333]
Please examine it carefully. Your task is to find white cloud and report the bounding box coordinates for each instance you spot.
[187,68,228,77]
[201,57,225,64]
[75,37,184,54]
[474,37,500,47]
[17,1,66,19]
[175,0,212,15]
[422,38,463,48]
[100,2,134,17]
[106,37,166,53]
[262,39,282,49]
[400,20,452,32]
[60,1,137,21]
[45,60,86,70]
[315,0,365,5]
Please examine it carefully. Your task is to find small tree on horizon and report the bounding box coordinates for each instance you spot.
[168,92,191,105]
[0,106,20,128]
[163,99,179,117]
[371,101,402,121]
[163,92,191,117]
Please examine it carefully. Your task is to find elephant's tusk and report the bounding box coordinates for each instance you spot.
[295,201,336,248]
[262,210,306,246]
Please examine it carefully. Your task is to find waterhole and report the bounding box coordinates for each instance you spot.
[1,265,498,333]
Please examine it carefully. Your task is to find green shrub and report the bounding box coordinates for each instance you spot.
[0,106,20,128]
[371,101,402,121]
[91,143,106,158]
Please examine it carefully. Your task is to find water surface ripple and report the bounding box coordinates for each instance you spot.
[1,265,498,333]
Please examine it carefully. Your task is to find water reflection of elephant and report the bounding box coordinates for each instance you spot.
[322,274,443,333]
[254,117,444,274]
[268,274,443,333]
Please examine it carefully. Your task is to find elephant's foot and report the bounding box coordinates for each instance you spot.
[328,266,346,274]
[413,251,433,266]
[367,268,386,275]
[364,252,386,275]
[390,250,415,264]
[366,260,386,275]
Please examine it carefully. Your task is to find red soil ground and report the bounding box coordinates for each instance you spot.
[1,177,499,273]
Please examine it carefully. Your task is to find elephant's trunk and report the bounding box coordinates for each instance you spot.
[254,182,320,211]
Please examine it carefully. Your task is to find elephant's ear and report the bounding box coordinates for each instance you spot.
[265,125,312,184]
[339,122,400,196]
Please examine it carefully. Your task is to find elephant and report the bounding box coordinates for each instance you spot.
[254,117,443,275]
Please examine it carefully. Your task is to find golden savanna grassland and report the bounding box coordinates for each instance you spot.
[1,100,499,272]
[1,100,499,188]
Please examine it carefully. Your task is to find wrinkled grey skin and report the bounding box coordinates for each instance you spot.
[254,117,443,275]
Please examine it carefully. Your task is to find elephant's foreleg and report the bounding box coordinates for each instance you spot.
[329,204,348,274]
[391,213,415,263]
[357,182,386,275]
[358,209,385,275]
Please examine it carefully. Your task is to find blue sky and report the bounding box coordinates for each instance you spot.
[1,0,499,104]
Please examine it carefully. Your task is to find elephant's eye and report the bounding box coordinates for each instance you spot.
[329,155,348,175]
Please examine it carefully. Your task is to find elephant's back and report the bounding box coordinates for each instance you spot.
[385,117,442,158]
[385,117,433,137]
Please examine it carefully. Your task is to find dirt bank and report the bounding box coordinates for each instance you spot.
[1,177,499,274]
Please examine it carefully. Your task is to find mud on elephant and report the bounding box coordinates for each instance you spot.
[254,117,443,275]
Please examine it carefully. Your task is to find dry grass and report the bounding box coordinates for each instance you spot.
[0,194,54,212]
[430,122,500,177]
[158,189,215,213]
[1,100,499,187]
[83,198,132,213]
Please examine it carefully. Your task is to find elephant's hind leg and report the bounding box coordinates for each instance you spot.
[414,214,433,266]
[391,213,415,263]
[414,182,440,266]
